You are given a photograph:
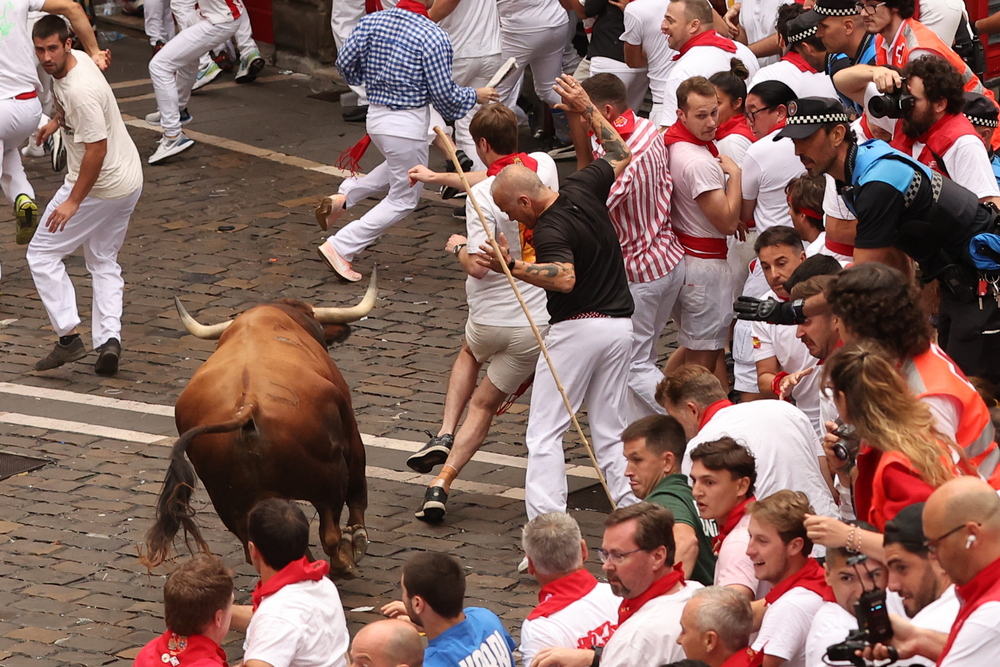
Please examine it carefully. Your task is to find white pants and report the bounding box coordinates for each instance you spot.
[562,12,582,75]
[428,54,503,171]
[144,0,176,45]
[727,228,758,299]
[26,183,140,347]
[332,133,428,261]
[524,317,639,519]
[497,27,567,112]
[150,15,243,135]
[589,56,649,113]
[0,96,41,205]
[331,0,368,106]
[627,269,685,420]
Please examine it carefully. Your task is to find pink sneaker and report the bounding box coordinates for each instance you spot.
[317,240,362,282]
[315,194,347,231]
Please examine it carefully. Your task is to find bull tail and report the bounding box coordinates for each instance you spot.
[140,405,256,569]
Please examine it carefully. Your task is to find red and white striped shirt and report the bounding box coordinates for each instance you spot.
[593,113,683,283]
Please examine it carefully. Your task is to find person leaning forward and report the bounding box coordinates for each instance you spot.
[475,73,639,519]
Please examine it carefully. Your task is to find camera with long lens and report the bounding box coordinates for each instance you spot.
[867,79,915,119]
[825,555,898,666]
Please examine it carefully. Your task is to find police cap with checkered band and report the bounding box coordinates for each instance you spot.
[774,97,851,140]
[963,91,999,129]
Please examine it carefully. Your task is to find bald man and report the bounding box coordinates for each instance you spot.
[349,620,423,667]
[475,74,639,519]
[866,478,1000,666]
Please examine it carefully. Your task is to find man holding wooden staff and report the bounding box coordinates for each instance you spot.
[475,74,639,519]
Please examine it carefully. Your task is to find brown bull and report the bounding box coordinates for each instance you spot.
[142,270,377,578]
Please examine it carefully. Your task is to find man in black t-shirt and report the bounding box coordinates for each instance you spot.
[475,73,639,519]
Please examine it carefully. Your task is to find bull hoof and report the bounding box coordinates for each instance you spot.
[351,527,368,564]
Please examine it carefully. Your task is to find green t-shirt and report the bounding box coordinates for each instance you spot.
[645,473,717,586]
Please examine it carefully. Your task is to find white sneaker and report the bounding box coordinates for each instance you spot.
[144,108,193,126]
[148,132,195,164]
[21,140,46,157]
[192,61,222,91]
[517,556,529,573]
[235,50,265,83]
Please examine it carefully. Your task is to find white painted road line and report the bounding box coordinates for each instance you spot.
[0,412,169,445]
[0,382,175,416]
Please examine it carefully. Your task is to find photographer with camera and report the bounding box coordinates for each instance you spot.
[864,477,1000,666]
[804,522,902,667]
[832,56,1000,202]
[735,98,1000,388]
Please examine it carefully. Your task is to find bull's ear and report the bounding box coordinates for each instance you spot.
[323,324,352,346]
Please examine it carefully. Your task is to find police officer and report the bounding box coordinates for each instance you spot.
[735,96,1000,384]
[964,92,1000,191]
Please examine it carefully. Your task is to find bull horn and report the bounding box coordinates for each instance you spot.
[313,266,379,324]
[174,297,234,339]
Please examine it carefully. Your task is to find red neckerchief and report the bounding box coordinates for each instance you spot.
[770,118,787,134]
[365,0,382,12]
[712,496,755,555]
[716,114,757,143]
[252,557,329,611]
[764,558,836,606]
[395,0,429,16]
[939,555,1000,662]
[890,112,976,177]
[487,152,539,177]
[721,646,765,667]
[673,30,737,61]
[698,398,733,430]
[617,564,685,625]
[781,51,816,73]
[588,109,639,143]
[664,121,719,157]
[527,569,599,620]
[135,631,227,667]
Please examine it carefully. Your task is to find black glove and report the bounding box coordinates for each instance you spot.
[734,296,806,325]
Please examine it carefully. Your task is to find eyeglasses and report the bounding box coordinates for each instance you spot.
[596,548,642,564]
[856,2,886,14]
[923,522,969,553]
[745,105,775,124]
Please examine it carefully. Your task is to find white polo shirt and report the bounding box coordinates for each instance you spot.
[244,578,350,667]
[682,400,838,518]
[748,59,839,99]
[660,41,760,127]
[621,0,676,104]
[752,587,827,667]
[600,582,703,667]
[519,580,620,667]
[741,129,804,232]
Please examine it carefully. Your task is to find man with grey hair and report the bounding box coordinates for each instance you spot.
[476,73,638,520]
[520,513,620,667]
[676,587,757,666]
[348,619,424,667]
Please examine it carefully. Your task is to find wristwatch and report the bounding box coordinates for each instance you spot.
[453,243,466,256]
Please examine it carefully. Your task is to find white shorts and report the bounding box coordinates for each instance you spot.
[732,319,758,393]
[465,319,545,394]
[728,228,758,298]
[673,256,733,351]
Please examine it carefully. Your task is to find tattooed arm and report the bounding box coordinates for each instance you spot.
[475,232,577,293]
[553,75,632,178]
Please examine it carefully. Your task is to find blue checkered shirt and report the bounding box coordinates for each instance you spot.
[336,8,477,121]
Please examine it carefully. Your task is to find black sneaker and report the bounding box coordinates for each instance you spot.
[35,337,87,371]
[406,432,454,473]
[415,486,448,523]
[455,149,474,173]
[440,184,463,200]
[95,338,121,376]
[452,205,466,220]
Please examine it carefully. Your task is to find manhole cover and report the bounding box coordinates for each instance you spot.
[0,453,49,482]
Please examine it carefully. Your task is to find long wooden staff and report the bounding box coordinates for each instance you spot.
[433,126,616,509]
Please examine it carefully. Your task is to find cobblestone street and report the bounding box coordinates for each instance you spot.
[0,35,678,666]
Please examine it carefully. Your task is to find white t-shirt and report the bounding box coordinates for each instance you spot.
[244,578,350,667]
[804,231,826,257]
[804,595,912,667]
[497,0,567,32]
[715,512,769,599]
[740,0,785,66]
[752,289,823,435]
[660,41,760,127]
[620,0,676,104]
[748,60,839,100]
[0,0,45,99]
[601,583,703,667]
[917,0,966,46]
[439,0,502,59]
[52,52,143,200]
[682,400,838,517]
[467,153,556,327]
[938,601,1000,667]
[752,587,827,667]
[822,173,855,221]
[863,85,1000,200]
[519,581,620,667]
[912,584,960,634]
[667,141,729,239]
[715,132,753,168]
[741,129,804,232]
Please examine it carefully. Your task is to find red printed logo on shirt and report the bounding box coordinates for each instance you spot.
[576,621,617,650]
